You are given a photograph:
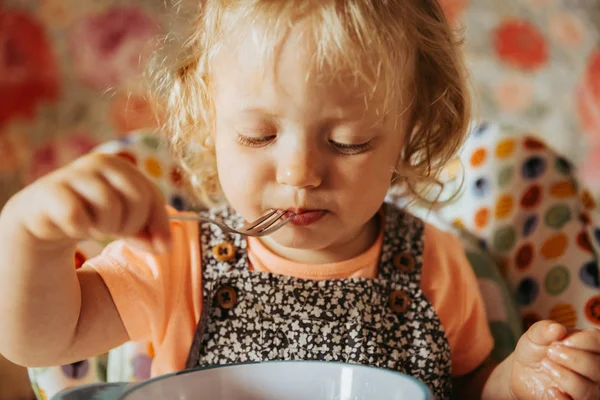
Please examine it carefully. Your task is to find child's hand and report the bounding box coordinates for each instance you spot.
[509,320,600,399]
[0,152,169,366]
[8,153,171,252]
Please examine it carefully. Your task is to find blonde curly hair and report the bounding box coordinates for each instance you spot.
[149,0,470,208]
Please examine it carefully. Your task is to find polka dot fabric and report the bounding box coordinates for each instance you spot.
[93,132,190,212]
[441,123,600,331]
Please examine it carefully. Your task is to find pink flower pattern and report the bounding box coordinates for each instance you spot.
[0,8,59,128]
[68,7,161,91]
[26,131,99,183]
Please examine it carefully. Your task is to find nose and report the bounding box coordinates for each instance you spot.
[276,145,322,189]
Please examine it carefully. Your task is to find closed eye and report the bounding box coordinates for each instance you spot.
[329,140,373,155]
[236,133,276,148]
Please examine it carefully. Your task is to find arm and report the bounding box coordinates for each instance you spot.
[0,196,120,367]
[0,154,170,367]
[0,352,35,400]
[452,356,514,400]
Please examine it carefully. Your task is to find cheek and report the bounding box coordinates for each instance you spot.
[215,138,272,211]
[337,151,396,189]
[331,155,395,213]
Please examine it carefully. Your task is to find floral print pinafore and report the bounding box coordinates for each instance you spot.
[185,203,452,399]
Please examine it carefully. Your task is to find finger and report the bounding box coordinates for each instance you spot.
[98,155,166,249]
[562,329,600,354]
[548,344,600,382]
[144,181,171,253]
[528,321,568,347]
[543,387,571,400]
[516,321,570,365]
[541,359,600,400]
[100,166,151,236]
[33,184,93,240]
[66,173,124,235]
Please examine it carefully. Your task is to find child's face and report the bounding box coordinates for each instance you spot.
[212,24,405,256]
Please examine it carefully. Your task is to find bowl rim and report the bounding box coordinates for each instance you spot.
[118,360,432,399]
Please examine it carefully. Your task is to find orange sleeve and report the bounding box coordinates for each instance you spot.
[85,210,202,353]
[421,223,494,377]
[86,241,171,342]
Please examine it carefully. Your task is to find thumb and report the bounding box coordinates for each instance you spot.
[515,320,568,364]
[526,320,568,347]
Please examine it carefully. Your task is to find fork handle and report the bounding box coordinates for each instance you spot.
[168,215,234,234]
[168,215,208,222]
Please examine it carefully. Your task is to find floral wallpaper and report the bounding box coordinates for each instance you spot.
[0,0,599,207]
[0,0,166,207]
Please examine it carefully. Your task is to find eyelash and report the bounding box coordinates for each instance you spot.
[235,134,373,155]
[330,140,373,156]
[235,134,276,148]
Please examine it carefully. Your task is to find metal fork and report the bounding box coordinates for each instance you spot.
[169,209,294,237]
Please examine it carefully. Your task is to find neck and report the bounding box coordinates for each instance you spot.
[258,214,381,264]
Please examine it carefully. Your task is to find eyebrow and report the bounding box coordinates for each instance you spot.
[238,106,279,117]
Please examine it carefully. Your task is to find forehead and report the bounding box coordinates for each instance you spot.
[211,19,386,113]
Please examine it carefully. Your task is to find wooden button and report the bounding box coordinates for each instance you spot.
[393,252,415,272]
[389,290,410,314]
[212,242,235,262]
[216,286,237,309]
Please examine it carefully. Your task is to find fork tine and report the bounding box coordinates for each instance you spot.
[251,215,295,237]
[242,209,286,231]
[241,209,279,230]
[168,209,292,237]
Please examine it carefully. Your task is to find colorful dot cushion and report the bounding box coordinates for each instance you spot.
[93,133,191,213]
[439,122,600,332]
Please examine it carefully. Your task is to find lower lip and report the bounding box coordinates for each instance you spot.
[283,210,327,226]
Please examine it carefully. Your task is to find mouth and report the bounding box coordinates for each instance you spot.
[280,209,327,227]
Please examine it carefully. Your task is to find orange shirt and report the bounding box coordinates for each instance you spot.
[87,212,493,378]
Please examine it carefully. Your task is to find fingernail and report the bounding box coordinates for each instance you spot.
[562,336,576,347]
[162,235,172,252]
[547,345,567,362]
[152,238,169,254]
[549,322,567,339]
